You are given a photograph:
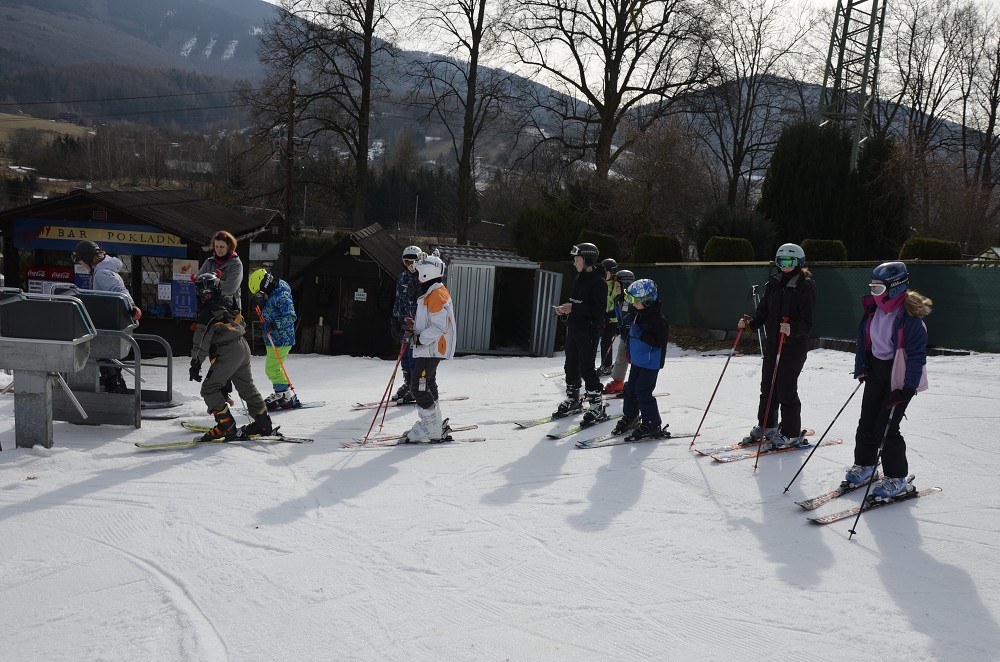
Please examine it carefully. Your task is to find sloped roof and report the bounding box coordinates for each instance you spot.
[287,223,403,283]
[0,188,272,244]
[433,244,538,268]
[352,223,406,274]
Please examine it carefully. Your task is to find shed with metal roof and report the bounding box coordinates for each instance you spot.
[432,245,562,357]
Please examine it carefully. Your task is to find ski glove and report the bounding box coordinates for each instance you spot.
[189,359,203,383]
[884,387,915,410]
[131,306,142,322]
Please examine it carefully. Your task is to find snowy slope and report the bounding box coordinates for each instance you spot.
[0,347,998,661]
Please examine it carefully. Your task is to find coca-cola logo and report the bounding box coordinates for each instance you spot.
[26,269,46,277]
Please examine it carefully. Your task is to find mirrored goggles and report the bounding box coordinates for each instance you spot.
[775,256,799,268]
[869,282,887,296]
[624,292,646,305]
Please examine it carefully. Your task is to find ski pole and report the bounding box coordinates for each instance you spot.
[750,285,765,356]
[783,381,862,493]
[359,339,409,444]
[753,316,789,472]
[848,404,898,539]
[689,325,745,448]
[255,305,298,401]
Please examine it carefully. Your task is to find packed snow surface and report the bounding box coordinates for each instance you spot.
[1,346,998,661]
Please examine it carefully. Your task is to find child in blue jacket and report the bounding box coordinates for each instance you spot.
[249,268,300,410]
[612,279,670,440]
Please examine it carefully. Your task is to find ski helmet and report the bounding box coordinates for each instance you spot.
[71,240,103,265]
[248,268,275,295]
[625,278,658,305]
[774,243,805,268]
[570,242,600,266]
[402,245,423,262]
[415,254,445,284]
[615,269,636,288]
[195,272,223,299]
[601,258,619,275]
[870,261,909,300]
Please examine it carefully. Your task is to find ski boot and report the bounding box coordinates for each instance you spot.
[404,403,443,442]
[243,408,274,437]
[392,373,414,403]
[872,476,913,500]
[845,464,876,486]
[742,425,778,445]
[265,389,287,411]
[581,389,608,427]
[597,364,613,377]
[603,379,625,395]
[767,430,800,449]
[553,384,583,418]
[199,406,238,442]
[624,422,668,442]
[612,414,639,436]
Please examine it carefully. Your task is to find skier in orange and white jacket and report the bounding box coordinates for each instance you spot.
[402,252,457,442]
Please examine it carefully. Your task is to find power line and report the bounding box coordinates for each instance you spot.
[0,89,261,108]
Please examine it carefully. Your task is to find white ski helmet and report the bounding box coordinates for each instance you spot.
[415,254,445,283]
[402,245,423,261]
[774,243,805,268]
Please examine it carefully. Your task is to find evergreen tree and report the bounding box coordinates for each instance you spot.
[757,122,858,249]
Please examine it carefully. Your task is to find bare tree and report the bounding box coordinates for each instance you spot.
[686,0,812,209]
[954,3,1000,239]
[245,0,398,230]
[405,0,524,244]
[506,0,713,184]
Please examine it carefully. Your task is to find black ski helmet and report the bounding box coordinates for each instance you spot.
[195,272,223,299]
[615,269,636,288]
[601,258,619,275]
[71,240,103,265]
[571,242,600,266]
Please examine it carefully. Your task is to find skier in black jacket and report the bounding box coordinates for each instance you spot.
[553,243,609,424]
[738,243,817,447]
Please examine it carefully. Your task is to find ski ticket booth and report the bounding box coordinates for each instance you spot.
[0,289,96,448]
[433,246,563,356]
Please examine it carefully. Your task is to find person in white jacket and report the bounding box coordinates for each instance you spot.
[402,253,457,442]
[71,240,141,393]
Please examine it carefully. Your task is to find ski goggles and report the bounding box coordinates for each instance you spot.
[775,256,799,269]
[623,291,649,305]
[403,259,416,266]
[869,282,888,296]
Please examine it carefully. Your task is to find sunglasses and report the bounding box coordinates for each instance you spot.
[775,256,799,268]
[869,282,888,296]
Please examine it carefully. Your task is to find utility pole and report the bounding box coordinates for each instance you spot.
[817,0,886,171]
[281,78,296,278]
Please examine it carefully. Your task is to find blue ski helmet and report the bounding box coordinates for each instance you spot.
[625,278,658,305]
[871,261,909,300]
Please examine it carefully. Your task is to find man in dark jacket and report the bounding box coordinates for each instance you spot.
[553,243,609,422]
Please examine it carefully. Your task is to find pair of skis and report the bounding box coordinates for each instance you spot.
[799,475,942,524]
[340,421,482,449]
[692,430,846,463]
[135,425,314,449]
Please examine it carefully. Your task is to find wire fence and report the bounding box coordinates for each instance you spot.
[632,261,1000,353]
